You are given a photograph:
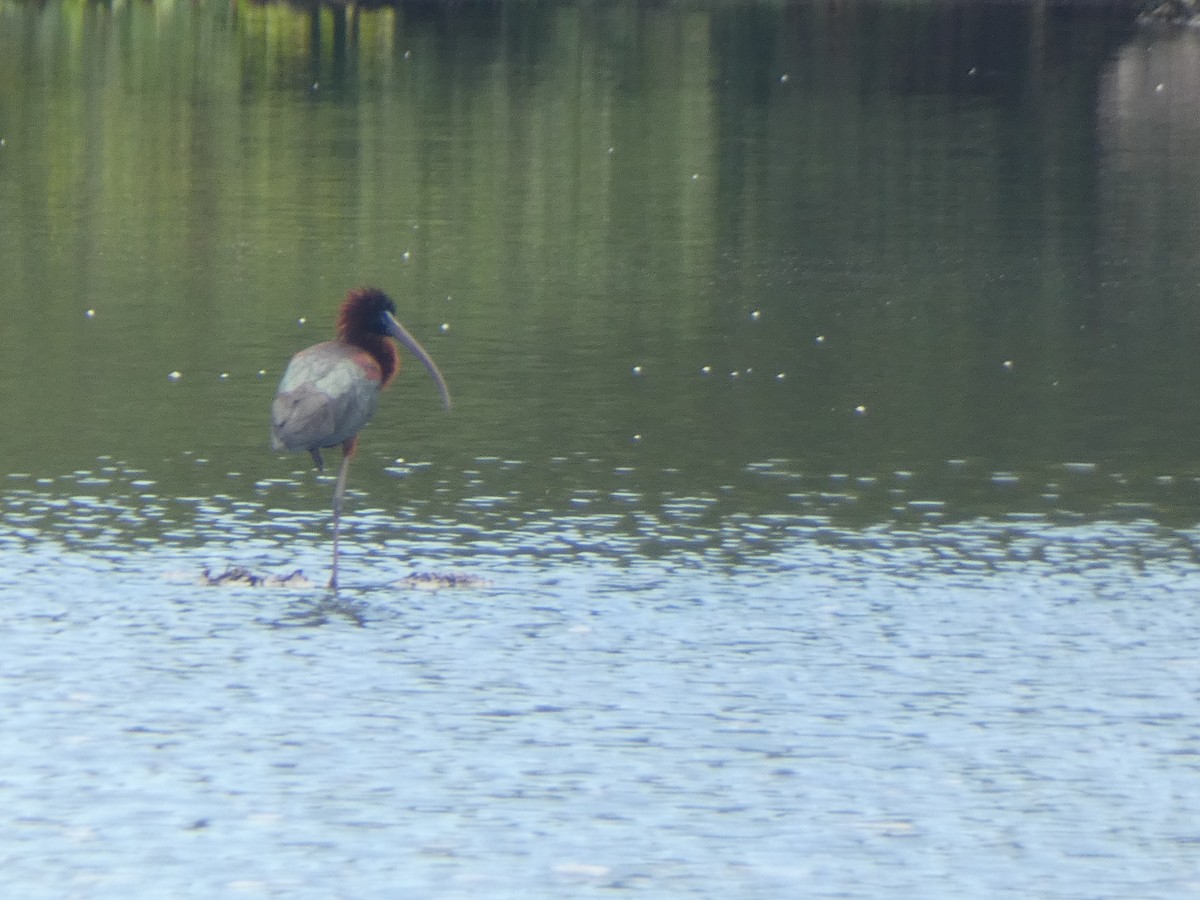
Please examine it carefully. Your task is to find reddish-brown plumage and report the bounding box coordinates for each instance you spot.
[272,286,451,591]
[337,287,400,387]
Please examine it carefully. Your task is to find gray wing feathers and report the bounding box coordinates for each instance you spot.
[271,350,381,452]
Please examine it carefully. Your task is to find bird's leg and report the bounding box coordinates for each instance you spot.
[309,448,325,472]
[328,439,357,591]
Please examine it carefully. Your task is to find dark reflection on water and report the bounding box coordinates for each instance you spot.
[8,454,1200,557]
[2,0,1191,483]
[2,0,1200,896]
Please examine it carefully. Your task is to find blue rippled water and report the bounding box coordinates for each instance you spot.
[1,459,1198,897]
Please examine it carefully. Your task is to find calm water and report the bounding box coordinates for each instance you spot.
[2,1,1199,896]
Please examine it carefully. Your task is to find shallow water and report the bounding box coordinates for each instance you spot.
[2,1,1200,896]
[3,458,1200,896]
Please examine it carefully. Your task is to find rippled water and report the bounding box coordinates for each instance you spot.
[3,0,1200,896]
[4,457,1200,896]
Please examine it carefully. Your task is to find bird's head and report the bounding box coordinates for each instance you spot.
[338,287,452,410]
[339,287,399,338]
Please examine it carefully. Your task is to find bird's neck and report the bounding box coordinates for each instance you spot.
[342,332,398,386]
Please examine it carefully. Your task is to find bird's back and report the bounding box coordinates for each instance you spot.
[271,340,383,453]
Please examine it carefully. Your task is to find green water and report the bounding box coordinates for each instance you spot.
[6,0,1195,509]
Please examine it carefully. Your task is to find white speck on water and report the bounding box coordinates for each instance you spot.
[297,317,306,326]
[1003,359,1014,370]
[440,323,450,333]
[775,372,786,381]
[402,251,412,261]
[168,371,182,381]
[219,373,230,380]
[968,66,978,76]
[403,50,412,59]
[691,173,700,181]
[1062,461,1098,474]
[632,365,643,376]
[1156,83,1165,92]
[553,862,611,879]
[750,309,761,321]
[854,404,867,415]
[258,369,266,377]
[631,434,642,443]
[779,73,790,83]
[85,309,96,319]
[312,82,319,91]
[730,370,740,378]
[816,334,826,344]
[607,146,615,154]
[701,365,712,374]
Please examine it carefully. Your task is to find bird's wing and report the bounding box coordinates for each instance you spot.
[271,344,382,452]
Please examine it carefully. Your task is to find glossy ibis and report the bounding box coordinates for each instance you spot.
[271,287,451,589]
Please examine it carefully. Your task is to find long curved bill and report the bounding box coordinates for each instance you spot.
[383,312,452,410]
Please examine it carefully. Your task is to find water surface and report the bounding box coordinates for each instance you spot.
[1,1,1198,896]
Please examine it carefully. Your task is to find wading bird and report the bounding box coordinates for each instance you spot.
[271,287,451,590]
